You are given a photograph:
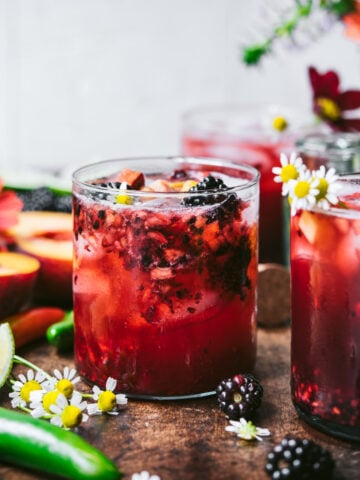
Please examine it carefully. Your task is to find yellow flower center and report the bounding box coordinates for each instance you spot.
[316,177,329,200]
[316,97,341,121]
[116,193,132,205]
[294,180,311,199]
[98,391,116,412]
[280,164,298,183]
[56,379,74,399]
[20,380,42,403]
[272,116,288,132]
[42,390,60,413]
[61,405,83,429]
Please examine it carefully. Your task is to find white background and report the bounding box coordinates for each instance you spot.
[0,0,359,175]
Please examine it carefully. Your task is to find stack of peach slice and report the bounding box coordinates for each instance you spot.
[6,211,73,308]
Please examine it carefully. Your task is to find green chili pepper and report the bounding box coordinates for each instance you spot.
[46,310,74,352]
[0,407,122,479]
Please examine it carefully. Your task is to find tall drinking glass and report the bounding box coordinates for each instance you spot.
[72,157,259,399]
[291,173,360,440]
[181,104,324,264]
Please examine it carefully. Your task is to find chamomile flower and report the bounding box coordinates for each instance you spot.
[50,391,88,429]
[225,418,271,441]
[312,165,339,210]
[288,169,319,215]
[50,366,80,399]
[131,471,161,480]
[29,388,61,419]
[87,377,127,416]
[9,369,47,408]
[272,152,305,195]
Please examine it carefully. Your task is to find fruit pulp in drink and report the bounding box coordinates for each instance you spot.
[290,197,360,438]
[182,134,290,264]
[73,167,258,397]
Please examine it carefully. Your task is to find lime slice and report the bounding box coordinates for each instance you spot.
[0,323,15,388]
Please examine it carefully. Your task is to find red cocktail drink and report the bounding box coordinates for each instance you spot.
[291,174,360,440]
[73,157,259,399]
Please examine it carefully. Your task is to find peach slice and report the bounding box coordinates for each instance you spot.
[0,252,40,319]
[7,211,73,308]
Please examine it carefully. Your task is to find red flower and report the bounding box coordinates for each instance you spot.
[308,66,360,132]
[0,178,23,231]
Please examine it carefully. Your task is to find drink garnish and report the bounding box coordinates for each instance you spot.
[273,153,339,215]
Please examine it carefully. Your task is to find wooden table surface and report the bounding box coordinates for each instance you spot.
[0,326,359,480]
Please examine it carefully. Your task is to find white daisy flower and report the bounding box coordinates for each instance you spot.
[87,377,127,416]
[131,471,161,480]
[9,369,47,408]
[225,418,271,441]
[29,388,62,419]
[49,366,80,399]
[312,165,339,210]
[50,391,88,429]
[272,152,305,195]
[288,169,319,215]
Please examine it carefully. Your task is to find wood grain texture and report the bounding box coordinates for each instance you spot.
[0,327,359,480]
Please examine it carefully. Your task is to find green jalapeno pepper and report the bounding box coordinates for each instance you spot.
[46,310,74,352]
[0,407,122,479]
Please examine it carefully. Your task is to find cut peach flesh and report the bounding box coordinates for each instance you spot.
[0,252,40,275]
[7,211,72,239]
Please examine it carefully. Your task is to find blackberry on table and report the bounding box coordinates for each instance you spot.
[182,175,229,207]
[265,436,335,479]
[216,373,263,420]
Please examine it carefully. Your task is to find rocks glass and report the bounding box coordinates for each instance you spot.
[290,173,360,440]
[72,157,259,399]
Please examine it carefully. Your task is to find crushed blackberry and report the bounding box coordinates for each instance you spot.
[98,181,123,189]
[216,373,263,420]
[182,175,229,207]
[265,436,335,479]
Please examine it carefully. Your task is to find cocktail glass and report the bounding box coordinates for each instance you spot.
[72,156,259,399]
[291,173,360,440]
[181,104,324,264]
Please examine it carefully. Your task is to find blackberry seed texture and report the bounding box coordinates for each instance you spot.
[265,436,335,479]
[216,373,263,420]
[182,175,229,207]
[17,187,55,211]
[53,194,72,213]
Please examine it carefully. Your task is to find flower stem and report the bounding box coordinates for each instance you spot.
[13,354,53,381]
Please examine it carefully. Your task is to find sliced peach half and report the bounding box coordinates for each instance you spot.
[0,252,40,319]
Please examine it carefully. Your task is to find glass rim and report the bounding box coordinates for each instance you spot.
[311,172,360,218]
[296,132,360,159]
[72,155,260,198]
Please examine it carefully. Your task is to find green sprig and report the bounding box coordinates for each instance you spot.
[242,0,357,66]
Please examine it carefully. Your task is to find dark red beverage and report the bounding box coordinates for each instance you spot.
[73,157,259,399]
[291,177,360,440]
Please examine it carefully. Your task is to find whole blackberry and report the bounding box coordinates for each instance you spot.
[17,187,55,211]
[182,175,229,207]
[265,436,335,479]
[53,194,72,213]
[216,373,263,420]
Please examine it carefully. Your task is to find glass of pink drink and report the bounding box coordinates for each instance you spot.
[72,157,259,399]
[291,173,360,440]
[182,105,322,264]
